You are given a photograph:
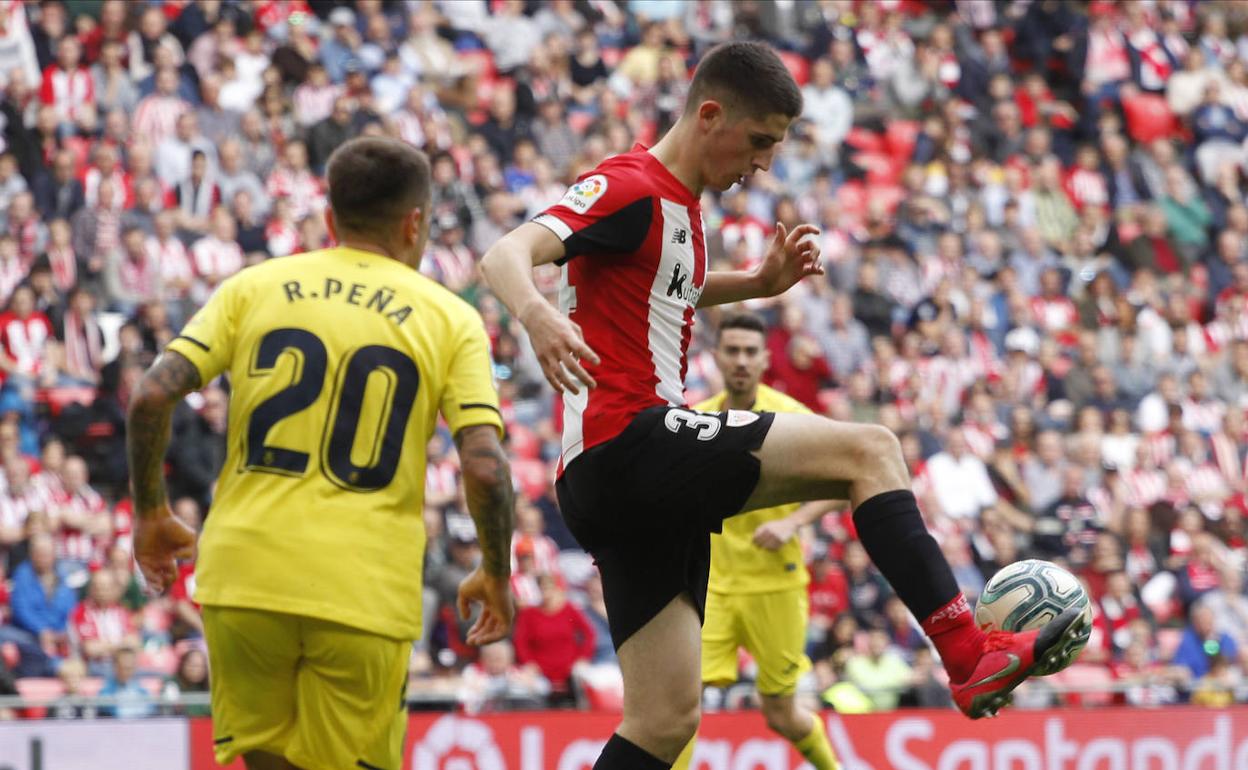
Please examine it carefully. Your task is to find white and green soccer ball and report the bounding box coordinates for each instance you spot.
[974,559,1092,675]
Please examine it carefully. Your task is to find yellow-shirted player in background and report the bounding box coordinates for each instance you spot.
[125,138,516,770]
[673,312,839,770]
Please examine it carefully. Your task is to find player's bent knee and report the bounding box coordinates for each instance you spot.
[851,424,906,484]
[759,696,804,740]
[626,702,701,757]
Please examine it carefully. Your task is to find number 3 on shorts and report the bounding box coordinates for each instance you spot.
[664,409,721,441]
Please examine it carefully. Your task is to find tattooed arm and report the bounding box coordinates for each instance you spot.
[453,423,516,645]
[125,350,201,592]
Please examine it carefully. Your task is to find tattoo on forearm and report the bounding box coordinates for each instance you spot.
[126,351,202,517]
[456,425,515,578]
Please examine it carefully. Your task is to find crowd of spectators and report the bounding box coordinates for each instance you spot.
[0,0,1245,717]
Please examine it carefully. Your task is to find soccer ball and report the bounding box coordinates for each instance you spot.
[974,559,1092,675]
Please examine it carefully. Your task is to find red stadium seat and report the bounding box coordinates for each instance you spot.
[885,120,920,160]
[778,51,810,86]
[1120,91,1180,143]
[853,151,903,185]
[15,677,64,703]
[1052,664,1115,708]
[511,457,548,501]
[508,424,541,461]
[845,126,886,154]
[458,49,496,81]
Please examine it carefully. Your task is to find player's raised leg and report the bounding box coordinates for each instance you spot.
[598,594,703,768]
[744,414,1088,718]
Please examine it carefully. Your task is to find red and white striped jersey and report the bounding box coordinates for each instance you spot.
[532,146,707,472]
[39,64,93,124]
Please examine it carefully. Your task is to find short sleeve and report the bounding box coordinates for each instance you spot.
[164,278,239,386]
[530,165,653,263]
[440,317,505,439]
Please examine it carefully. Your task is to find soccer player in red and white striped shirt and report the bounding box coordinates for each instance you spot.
[481,41,1085,770]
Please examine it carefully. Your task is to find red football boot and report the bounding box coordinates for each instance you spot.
[949,606,1088,718]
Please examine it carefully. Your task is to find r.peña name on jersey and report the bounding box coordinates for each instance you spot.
[281,278,413,325]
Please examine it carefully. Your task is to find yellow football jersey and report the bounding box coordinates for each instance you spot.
[165,246,504,640]
[694,384,812,595]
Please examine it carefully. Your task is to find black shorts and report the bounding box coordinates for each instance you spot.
[555,405,775,649]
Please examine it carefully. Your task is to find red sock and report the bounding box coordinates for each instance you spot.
[921,594,987,684]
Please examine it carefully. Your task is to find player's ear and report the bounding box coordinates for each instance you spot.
[697,99,725,130]
[408,207,425,245]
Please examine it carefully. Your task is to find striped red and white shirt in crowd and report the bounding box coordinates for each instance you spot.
[1177,459,1230,508]
[1085,25,1132,87]
[131,94,189,147]
[111,499,134,552]
[0,480,53,537]
[8,213,40,268]
[720,214,769,269]
[82,167,132,211]
[1204,312,1248,353]
[69,601,136,660]
[92,207,121,260]
[292,82,340,127]
[1031,294,1079,336]
[1128,26,1176,92]
[55,485,108,565]
[1211,430,1247,487]
[146,235,194,299]
[512,534,560,578]
[1181,397,1226,435]
[45,245,76,292]
[1063,166,1109,213]
[39,63,93,124]
[962,419,1006,460]
[265,167,324,221]
[1144,430,1177,468]
[191,234,243,283]
[0,256,23,305]
[60,309,103,381]
[114,253,161,302]
[1122,466,1166,508]
[532,145,707,472]
[264,219,299,258]
[0,309,52,379]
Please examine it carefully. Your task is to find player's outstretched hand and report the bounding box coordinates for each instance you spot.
[755,222,824,297]
[752,518,798,551]
[457,566,516,646]
[132,509,197,594]
[520,300,601,395]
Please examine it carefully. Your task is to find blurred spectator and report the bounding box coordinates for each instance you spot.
[844,629,913,711]
[512,573,594,707]
[69,568,138,676]
[458,640,550,714]
[1173,602,1238,681]
[98,646,154,719]
[162,647,210,717]
[9,533,73,671]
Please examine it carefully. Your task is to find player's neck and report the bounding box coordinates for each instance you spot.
[336,237,415,269]
[649,121,704,196]
[724,387,757,411]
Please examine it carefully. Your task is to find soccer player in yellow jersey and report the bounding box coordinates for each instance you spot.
[125,138,516,770]
[673,312,839,770]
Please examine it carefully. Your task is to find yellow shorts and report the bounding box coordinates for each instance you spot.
[203,605,410,770]
[701,587,811,696]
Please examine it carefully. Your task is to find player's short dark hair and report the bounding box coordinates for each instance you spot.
[685,41,803,120]
[327,137,431,235]
[717,312,767,341]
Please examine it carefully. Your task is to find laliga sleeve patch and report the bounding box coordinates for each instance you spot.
[726,410,761,427]
[557,174,609,214]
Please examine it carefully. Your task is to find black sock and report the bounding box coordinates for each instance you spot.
[852,489,959,622]
[594,734,670,770]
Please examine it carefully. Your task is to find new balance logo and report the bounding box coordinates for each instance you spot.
[671,228,687,244]
[666,264,688,298]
